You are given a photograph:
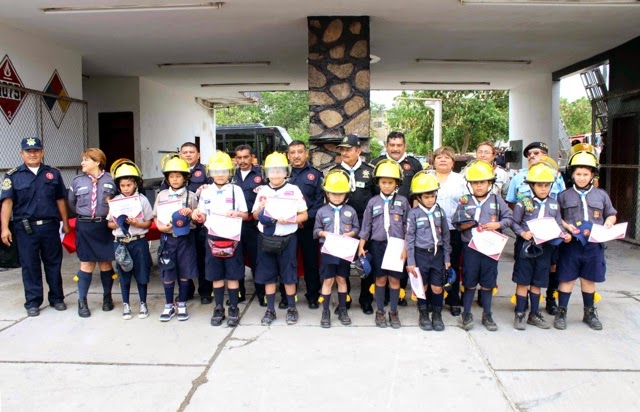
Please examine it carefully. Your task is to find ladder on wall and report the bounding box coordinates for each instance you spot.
[580,68,608,132]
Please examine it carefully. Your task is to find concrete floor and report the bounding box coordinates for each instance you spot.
[0,238,639,411]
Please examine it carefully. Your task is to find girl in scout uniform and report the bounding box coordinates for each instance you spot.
[406,171,451,332]
[555,145,616,331]
[106,160,153,320]
[192,151,248,327]
[357,160,411,329]
[313,169,360,328]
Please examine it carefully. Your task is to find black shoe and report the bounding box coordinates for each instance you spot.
[201,296,213,304]
[26,307,39,317]
[554,307,568,330]
[210,305,225,326]
[583,307,603,330]
[258,296,268,307]
[482,312,498,332]
[78,299,91,318]
[389,311,401,329]
[278,300,288,309]
[286,307,299,325]
[261,309,277,326]
[375,310,387,328]
[321,309,331,328]
[337,307,351,325]
[227,306,240,327]
[450,306,461,317]
[432,307,445,332]
[461,312,474,330]
[53,302,67,311]
[418,306,432,331]
[398,298,408,307]
[546,299,558,316]
[102,295,114,312]
[308,301,319,310]
[361,303,374,315]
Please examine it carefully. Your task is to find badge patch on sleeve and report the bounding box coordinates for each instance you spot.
[2,178,11,190]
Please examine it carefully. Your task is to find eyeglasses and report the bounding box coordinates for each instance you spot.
[476,150,493,155]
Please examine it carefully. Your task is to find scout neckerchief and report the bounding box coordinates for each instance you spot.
[341,158,362,192]
[88,170,105,219]
[418,202,440,256]
[533,196,547,219]
[381,193,394,239]
[573,184,593,221]
[330,203,342,234]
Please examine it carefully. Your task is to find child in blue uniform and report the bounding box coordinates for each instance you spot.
[153,157,199,322]
[313,169,360,328]
[192,151,248,327]
[252,152,308,326]
[358,160,410,328]
[555,146,616,330]
[406,171,451,332]
[511,163,571,330]
[453,160,512,331]
[107,160,153,320]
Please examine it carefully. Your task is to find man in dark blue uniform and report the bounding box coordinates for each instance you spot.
[330,134,376,314]
[232,144,266,305]
[1,137,70,316]
[160,142,213,303]
[371,131,423,306]
[286,140,324,309]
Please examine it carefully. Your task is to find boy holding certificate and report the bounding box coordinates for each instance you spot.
[252,152,308,326]
[453,160,512,331]
[153,157,199,322]
[406,171,451,332]
[555,146,617,331]
[313,169,360,328]
[107,160,153,320]
[511,163,570,330]
[357,160,410,329]
[192,151,248,327]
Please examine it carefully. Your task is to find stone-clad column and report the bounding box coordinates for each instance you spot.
[308,16,370,170]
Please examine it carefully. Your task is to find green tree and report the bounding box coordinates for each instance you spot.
[560,97,592,136]
[386,90,509,155]
[369,138,383,159]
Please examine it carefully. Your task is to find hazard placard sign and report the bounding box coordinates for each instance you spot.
[0,55,26,124]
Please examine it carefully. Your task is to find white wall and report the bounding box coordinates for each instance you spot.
[509,74,553,166]
[139,77,214,179]
[0,23,82,98]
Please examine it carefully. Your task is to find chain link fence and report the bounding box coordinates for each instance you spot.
[0,83,87,185]
[597,89,640,242]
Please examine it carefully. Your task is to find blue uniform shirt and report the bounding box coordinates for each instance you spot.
[313,204,360,242]
[455,194,513,243]
[512,196,565,237]
[558,186,616,226]
[406,205,451,266]
[360,194,411,242]
[231,165,264,213]
[506,168,566,203]
[0,164,67,220]
[69,172,116,217]
[288,162,324,221]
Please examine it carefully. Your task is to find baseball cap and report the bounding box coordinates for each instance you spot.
[520,240,544,259]
[523,142,549,157]
[171,211,191,237]
[116,214,130,236]
[451,210,478,229]
[354,252,372,278]
[337,134,361,148]
[574,220,593,246]
[21,137,43,150]
[114,243,133,272]
[444,267,457,291]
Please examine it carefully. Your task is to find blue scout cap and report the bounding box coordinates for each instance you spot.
[171,211,191,237]
[354,252,372,278]
[574,220,593,246]
[521,240,544,259]
[444,267,457,291]
[451,210,478,229]
[21,137,43,150]
[116,214,130,236]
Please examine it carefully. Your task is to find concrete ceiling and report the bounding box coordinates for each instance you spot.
[1,0,640,104]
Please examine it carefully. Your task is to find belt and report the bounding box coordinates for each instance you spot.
[77,216,105,222]
[418,246,436,253]
[115,234,146,243]
[29,219,54,226]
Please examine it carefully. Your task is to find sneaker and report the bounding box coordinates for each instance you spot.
[461,312,474,330]
[261,309,277,326]
[375,310,387,328]
[177,303,189,321]
[337,307,351,325]
[389,311,401,329]
[227,306,240,327]
[527,312,551,329]
[418,306,432,331]
[210,305,225,326]
[286,307,299,325]
[482,312,498,331]
[554,307,568,330]
[138,302,149,319]
[514,312,526,330]
[122,303,132,320]
[583,307,603,330]
[160,304,176,322]
[320,309,331,328]
[432,307,445,332]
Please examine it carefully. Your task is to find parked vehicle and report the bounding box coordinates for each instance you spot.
[216,123,292,164]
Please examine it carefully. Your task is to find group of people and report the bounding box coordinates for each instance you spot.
[0,132,616,332]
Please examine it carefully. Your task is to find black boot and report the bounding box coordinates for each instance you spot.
[583,307,603,330]
[432,307,445,332]
[554,307,567,330]
[102,294,114,312]
[78,299,91,318]
[546,289,558,315]
[418,306,432,331]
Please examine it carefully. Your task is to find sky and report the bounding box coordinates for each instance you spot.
[371,73,588,108]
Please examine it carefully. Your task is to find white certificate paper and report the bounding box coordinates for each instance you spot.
[526,217,563,245]
[381,237,405,273]
[264,198,298,223]
[408,267,426,300]
[469,229,508,261]
[321,233,359,261]
[589,222,628,243]
[205,213,243,241]
[108,195,143,219]
[156,199,182,226]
